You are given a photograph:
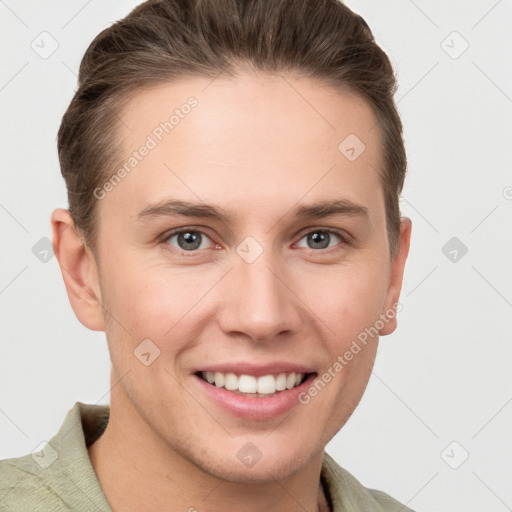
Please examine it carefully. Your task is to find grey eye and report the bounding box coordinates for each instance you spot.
[166,230,212,251]
[296,230,342,250]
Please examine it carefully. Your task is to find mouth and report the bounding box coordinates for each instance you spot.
[192,363,318,420]
[196,370,311,398]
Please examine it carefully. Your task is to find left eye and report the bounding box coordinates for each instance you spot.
[295,230,343,250]
[165,230,215,251]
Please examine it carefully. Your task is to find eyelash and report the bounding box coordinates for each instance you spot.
[159,226,349,255]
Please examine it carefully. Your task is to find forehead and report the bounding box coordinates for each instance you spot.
[100,71,384,226]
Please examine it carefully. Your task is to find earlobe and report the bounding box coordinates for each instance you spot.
[379,217,412,336]
[51,208,106,332]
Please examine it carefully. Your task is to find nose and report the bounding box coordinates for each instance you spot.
[217,249,303,343]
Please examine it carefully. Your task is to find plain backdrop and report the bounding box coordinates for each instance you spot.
[1,1,511,511]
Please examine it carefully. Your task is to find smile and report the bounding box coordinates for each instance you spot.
[192,363,317,420]
[198,371,308,397]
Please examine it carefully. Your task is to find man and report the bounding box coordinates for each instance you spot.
[1,1,413,510]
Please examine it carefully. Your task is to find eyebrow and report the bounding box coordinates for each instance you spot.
[135,198,368,223]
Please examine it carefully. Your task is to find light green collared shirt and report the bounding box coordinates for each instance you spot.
[1,402,415,511]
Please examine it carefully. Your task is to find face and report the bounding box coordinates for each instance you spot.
[69,72,410,482]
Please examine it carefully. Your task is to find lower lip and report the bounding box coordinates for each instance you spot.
[192,373,317,421]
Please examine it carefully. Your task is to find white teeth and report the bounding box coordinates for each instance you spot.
[239,375,257,393]
[214,372,224,388]
[257,375,276,394]
[224,373,238,391]
[275,373,287,391]
[286,373,296,390]
[202,371,306,395]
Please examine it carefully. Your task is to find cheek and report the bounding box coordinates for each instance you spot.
[297,259,389,344]
[99,254,191,347]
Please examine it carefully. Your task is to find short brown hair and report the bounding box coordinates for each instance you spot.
[58,0,406,257]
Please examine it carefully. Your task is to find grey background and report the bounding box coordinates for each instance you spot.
[1,1,511,511]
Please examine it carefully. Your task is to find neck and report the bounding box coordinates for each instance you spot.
[87,379,330,512]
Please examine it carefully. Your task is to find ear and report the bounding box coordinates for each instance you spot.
[379,217,412,336]
[51,208,105,332]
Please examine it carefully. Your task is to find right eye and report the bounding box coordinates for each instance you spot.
[163,229,217,252]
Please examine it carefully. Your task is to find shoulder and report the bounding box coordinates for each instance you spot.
[322,452,416,512]
[0,452,71,512]
[0,402,112,512]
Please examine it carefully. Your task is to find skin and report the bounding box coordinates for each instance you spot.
[51,71,411,512]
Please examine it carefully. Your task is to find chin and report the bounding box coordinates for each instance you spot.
[208,458,307,484]
[188,440,317,484]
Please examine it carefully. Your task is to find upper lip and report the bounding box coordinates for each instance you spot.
[193,362,316,378]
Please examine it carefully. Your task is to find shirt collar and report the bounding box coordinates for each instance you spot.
[25,402,393,512]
